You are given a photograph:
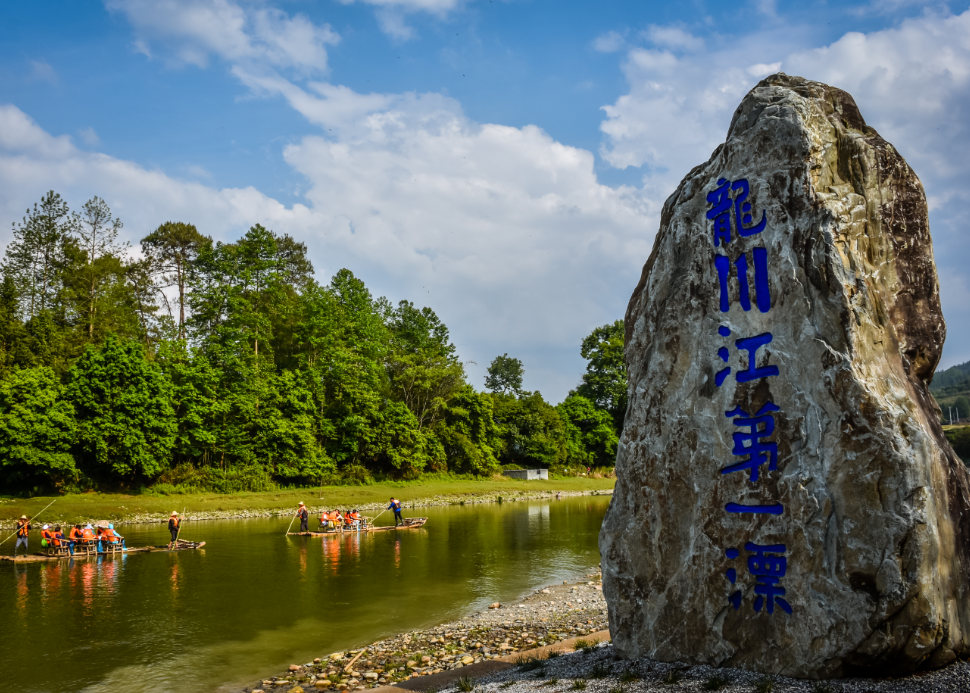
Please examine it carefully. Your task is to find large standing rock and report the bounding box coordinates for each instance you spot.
[599,74,970,678]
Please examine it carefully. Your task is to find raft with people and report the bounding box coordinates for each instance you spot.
[2,512,205,563]
[286,497,426,536]
[1,540,207,563]
[287,517,428,536]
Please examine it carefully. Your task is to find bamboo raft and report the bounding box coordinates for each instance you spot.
[288,517,428,536]
[0,540,206,564]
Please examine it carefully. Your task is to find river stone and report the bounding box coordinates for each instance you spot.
[599,73,970,678]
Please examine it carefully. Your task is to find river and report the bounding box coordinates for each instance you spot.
[0,494,611,693]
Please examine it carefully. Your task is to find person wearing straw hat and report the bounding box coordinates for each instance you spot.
[168,511,180,548]
[14,515,31,555]
[295,502,309,533]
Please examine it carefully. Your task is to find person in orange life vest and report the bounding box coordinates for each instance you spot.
[52,525,72,555]
[68,524,83,553]
[168,511,180,548]
[81,524,97,548]
[295,502,309,533]
[14,515,31,555]
[40,524,53,548]
[104,523,126,549]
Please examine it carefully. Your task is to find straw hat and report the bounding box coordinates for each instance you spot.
[20,515,27,520]
[298,501,305,506]
[171,511,178,516]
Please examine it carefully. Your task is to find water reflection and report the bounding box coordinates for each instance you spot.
[0,495,610,693]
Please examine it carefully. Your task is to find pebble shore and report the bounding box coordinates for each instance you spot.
[465,641,970,693]
[243,570,611,693]
[244,567,970,693]
[4,489,611,530]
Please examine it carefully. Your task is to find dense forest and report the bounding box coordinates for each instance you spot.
[0,192,627,496]
[932,359,970,421]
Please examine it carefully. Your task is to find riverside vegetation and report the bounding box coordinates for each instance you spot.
[0,191,626,497]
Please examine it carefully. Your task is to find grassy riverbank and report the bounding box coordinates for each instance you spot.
[0,476,615,527]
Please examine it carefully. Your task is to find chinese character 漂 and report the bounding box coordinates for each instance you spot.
[723,543,792,615]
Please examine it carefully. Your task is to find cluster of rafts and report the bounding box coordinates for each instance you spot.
[3,516,429,563]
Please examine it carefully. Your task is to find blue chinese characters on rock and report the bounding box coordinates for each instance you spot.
[708,177,791,616]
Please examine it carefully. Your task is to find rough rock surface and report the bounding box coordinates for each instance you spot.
[599,74,970,678]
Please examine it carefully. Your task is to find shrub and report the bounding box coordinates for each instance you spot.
[703,672,730,690]
[661,670,683,685]
[754,674,775,693]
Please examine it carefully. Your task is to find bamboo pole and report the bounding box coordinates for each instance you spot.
[0,499,57,546]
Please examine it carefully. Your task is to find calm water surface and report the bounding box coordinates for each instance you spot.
[0,495,611,693]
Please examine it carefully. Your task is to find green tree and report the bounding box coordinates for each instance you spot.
[156,340,222,465]
[142,221,209,340]
[189,224,310,362]
[437,385,500,474]
[575,320,627,432]
[74,196,127,340]
[0,274,30,373]
[387,300,465,429]
[3,191,77,319]
[67,334,177,481]
[488,391,567,469]
[557,394,618,468]
[299,270,389,469]
[0,367,77,493]
[485,353,524,395]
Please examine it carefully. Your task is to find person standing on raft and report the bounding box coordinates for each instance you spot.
[295,502,309,533]
[15,515,31,555]
[168,511,180,548]
[388,497,403,526]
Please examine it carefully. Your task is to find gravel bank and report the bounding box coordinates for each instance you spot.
[461,642,970,693]
[243,566,970,693]
[242,570,610,693]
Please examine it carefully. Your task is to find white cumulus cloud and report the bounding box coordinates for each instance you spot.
[105,0,339,73]
[0,95,656,399]
[598,9,970,368]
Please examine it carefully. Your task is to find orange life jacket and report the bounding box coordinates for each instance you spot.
[70,528,82,540]
[41,529,52,540]
[17,521,29,537]
[52,533,64,547]
[81,528,96,541]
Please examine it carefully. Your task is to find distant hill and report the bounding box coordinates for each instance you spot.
[931,360,970,397]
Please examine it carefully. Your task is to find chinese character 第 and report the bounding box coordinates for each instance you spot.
[721,402,780,482]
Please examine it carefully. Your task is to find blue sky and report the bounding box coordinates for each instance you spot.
[2,0,970,401]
